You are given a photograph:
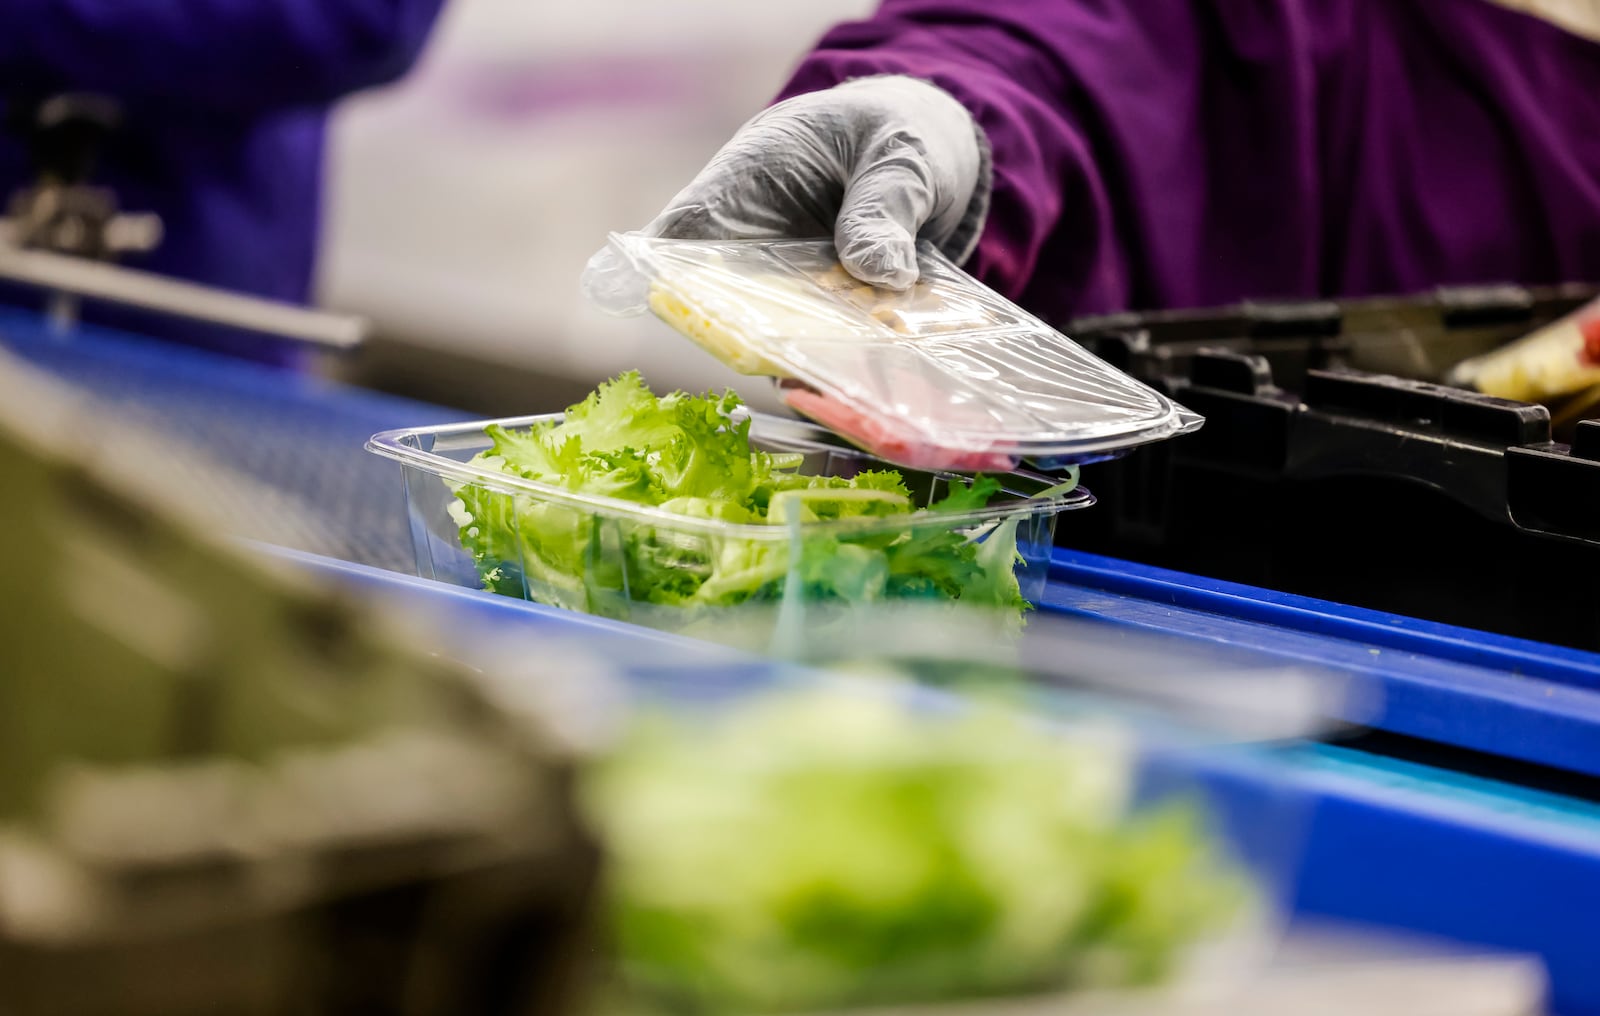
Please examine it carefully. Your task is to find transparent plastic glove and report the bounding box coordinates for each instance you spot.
[603,75,990,292]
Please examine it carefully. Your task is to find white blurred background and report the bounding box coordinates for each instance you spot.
[317,0,875,413]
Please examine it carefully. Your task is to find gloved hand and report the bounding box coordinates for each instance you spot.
[607,75,991,291]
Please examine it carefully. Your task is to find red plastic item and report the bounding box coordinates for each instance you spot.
[783,386,1019,473]
[1580,313,1600,367]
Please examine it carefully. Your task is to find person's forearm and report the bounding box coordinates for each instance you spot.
[774,0,1335,323]
[0,0,446,117]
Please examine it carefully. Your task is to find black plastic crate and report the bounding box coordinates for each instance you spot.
[1058,285,1600,652]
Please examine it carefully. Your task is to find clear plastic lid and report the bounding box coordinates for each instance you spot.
[585,234,1203,471]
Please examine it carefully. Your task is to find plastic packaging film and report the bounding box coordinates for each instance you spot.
[584,235,1203,472]
[367,405,1095,645]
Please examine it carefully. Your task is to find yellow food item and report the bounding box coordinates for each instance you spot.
[1456,310,1600,403]
[646,252,1019,374]
[647,284,786,376]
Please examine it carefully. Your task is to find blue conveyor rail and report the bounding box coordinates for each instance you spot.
[1047,550,1600,782]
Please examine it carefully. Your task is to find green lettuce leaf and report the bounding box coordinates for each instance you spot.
[450,373,1037,622]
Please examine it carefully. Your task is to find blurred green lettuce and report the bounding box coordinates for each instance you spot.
[583,686,1255,1014]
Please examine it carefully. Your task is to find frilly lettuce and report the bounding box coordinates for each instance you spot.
[450,373,1032,620]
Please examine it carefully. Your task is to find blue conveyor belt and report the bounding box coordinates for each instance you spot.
[13,306,1600,775]
[1047,550,1600,780]
[0,307,467,572]
[13,306,1600,771]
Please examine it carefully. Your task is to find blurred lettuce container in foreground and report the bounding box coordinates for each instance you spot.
[366,374,1091,644]
[574,606,1358,1016]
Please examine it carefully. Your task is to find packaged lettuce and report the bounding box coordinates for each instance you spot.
[582,684,1256,1015]
[445,373,1071,625]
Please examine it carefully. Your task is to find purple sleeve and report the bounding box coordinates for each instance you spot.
[777,0,1600,323]
[0,0,446,115]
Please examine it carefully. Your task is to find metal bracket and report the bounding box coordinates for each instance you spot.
[2,92,369,349]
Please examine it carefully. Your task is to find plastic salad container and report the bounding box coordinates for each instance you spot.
[583,235,1203,472]
[366,410,1093,635]
[573,607,1352,1016]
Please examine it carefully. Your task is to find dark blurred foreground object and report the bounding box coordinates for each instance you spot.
[1060,284,1600,652]
[0,349,598,1016]
[0,92,369,363]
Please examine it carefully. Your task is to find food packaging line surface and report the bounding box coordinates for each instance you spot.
[6,308,1600,1013]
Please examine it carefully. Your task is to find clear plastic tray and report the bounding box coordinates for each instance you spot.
[576,612,1356,1016]
[366,412,1093,635]
[584,235,1203,471]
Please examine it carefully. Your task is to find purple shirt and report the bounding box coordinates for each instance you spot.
[0,0,445,365]
[778,0,1600,324]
